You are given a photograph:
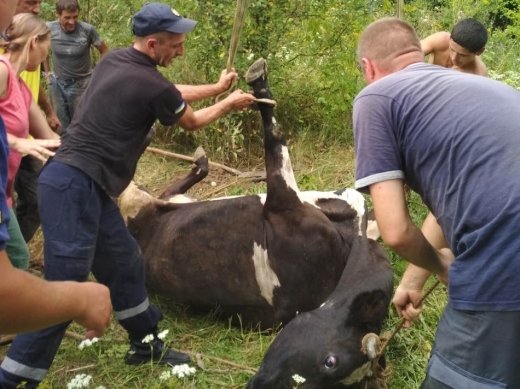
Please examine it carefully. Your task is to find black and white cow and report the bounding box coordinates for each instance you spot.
[118,59,388,329]
[119,59,393,386]
[119,61,386,354]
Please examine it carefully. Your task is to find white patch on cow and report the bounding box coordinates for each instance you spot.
[297,189,366,236]
[118,181,156,224]
[340,361,373,385]
[167,194,195,204]
[251,242,280,306]
[281,145,298,191]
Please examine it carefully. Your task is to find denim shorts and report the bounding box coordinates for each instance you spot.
[421,302,520,388]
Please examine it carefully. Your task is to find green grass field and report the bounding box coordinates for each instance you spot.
[0,137,447,388]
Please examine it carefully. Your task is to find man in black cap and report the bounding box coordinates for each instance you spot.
[0,3,255,387]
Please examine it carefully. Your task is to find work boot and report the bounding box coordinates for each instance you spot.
[124,336,191,366]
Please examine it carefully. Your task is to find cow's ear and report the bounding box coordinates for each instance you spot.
[346,290,389,330]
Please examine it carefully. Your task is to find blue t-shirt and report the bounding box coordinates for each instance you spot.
[354,63,520,311]
[0,116,11,250]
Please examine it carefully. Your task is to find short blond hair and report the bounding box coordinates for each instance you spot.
[357,17,421,71]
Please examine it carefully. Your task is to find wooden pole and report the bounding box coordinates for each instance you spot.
[146,146,243,176]
[397,0,405,19]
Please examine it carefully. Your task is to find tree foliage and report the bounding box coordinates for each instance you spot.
[41,0,520,159]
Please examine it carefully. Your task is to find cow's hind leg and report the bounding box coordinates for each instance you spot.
[158,146,209,199]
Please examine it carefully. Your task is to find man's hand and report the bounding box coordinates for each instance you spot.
[393,282,424,327]
[74,282,112,338]
[216,69,238,93]
[224,89,256,111]
[46,112,62,133]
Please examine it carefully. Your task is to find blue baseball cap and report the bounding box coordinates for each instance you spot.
[132,3,197,36]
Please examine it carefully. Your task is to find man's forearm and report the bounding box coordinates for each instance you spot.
[390,224,445,274]
[370,180,446,274]
[400,263,432,289]
[176,83,225,103]
[0,252,85,333]
[37,86,54,116]
[178,101,231,131]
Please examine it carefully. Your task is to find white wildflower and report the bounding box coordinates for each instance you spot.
[78,337,99,350]
[142,333,154,344]
[157,329,169,340]
[292,374,306,384]
[171,363,196,378]
[95,387,106,389]
[67,373,92,389]
[247,53,255,61]
[159,370,172,381]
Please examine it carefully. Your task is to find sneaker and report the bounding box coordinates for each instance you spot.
[124,336,191,366]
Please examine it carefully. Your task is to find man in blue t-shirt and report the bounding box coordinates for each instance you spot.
[354,17,520,388]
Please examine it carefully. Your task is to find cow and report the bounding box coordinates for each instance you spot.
[118,59,392,348]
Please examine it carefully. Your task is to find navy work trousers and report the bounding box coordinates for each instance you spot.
[0,161,162,387]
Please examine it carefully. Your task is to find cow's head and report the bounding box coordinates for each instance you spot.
[247,237,392,389]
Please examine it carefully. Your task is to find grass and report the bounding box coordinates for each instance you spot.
[1,134,446,388]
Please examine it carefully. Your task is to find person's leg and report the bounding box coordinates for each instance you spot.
[421,302,520,388]
[14,155,42,243]
[91,195,190,366]
[67,77,89,123]
[5,208,30,269]
[0,161,100,387]
[48,76,71,132]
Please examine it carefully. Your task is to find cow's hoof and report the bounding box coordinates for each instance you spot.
[245,58,267,86]
[193,146,206,162]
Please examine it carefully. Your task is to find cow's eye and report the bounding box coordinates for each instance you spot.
[324,355,337,369]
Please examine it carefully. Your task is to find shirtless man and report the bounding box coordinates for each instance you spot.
[421,18,488,76]
[394,18,489,325]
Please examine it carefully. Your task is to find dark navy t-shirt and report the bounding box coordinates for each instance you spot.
[55,47,187,196]
[0,117,10,250]
[354,63,520,311]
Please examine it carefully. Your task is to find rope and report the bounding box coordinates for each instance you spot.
[378,279,441,357]
[215,0,252,102]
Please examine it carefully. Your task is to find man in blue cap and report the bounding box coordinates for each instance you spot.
[0,3,255,387]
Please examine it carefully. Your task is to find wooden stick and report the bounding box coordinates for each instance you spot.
[146,146,243,176]
[181,350,257,375]
[66,364,97,373]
